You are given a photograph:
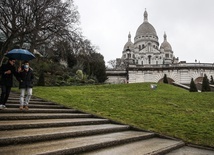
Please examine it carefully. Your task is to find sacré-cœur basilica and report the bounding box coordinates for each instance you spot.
[106,10,214,85]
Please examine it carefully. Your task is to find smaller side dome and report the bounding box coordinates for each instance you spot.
[123,32,134,51]
[160,32,172,51]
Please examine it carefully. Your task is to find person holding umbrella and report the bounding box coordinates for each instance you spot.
[3,48,35,110]
[0,58,19,109]
[18,61,34,110]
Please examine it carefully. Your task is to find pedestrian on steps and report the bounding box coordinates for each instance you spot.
[18,61,34,110]
[0,58,19,110]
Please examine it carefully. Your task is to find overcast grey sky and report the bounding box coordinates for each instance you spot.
[74,0,214,64]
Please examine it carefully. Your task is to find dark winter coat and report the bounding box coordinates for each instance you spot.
[0,62,18,87]
[18,68,34,89]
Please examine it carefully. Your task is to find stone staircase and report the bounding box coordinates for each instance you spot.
[0,92,214,155]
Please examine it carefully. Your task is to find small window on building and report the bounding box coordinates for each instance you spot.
[148,55,151,64]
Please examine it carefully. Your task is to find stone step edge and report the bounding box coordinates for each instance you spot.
[4,104,69,111]
[0,113,93,120]
[0,119,110,130]
[0,109,79,113]
[7,100,60,105]
[146,141,185,155]
[5,104,66,108]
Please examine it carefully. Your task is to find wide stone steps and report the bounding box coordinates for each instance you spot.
[5,103,66,109]
[0,108,79,113]
[0,124,130,146]
[0,113,92,120]
[0,92,213,155]
[0,118,110,130]
[82,138,184,155]
[0,131,155,155]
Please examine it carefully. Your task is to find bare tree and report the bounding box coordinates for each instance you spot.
[0,0,80,57]
[107,60,116,69]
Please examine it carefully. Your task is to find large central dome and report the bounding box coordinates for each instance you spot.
[135,10,157,37]
[136,22,157,36]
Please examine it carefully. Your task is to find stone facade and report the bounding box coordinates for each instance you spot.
[117,9,178,69]
[106,63,214,84]
[106,10,214,84]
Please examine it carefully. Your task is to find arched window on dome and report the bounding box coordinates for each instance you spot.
[139,45,141,50]
[142,44,145,49]
[141,61,143,65]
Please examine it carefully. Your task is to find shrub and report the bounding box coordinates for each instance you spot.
[163,74,168,84]
[189,78,198,92]
[210,75,214,84]
[202,74,211,92]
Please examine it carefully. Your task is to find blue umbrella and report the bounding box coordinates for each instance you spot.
[5,49,35,61]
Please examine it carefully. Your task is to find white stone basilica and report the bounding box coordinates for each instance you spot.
[106,10,214,85]
[118,9,178,67]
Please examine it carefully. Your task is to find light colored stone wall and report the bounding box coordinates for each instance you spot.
[106,63,214,84]
[105,75,127,84]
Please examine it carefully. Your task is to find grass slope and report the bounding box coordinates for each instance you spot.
[31,83,214,147]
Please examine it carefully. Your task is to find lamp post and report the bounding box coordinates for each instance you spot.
[126,48,131,83]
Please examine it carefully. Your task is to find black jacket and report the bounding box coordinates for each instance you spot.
[18,68,34,89]
[0,62,18,87]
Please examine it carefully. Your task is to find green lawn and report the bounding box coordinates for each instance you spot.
[28,83,214,147]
